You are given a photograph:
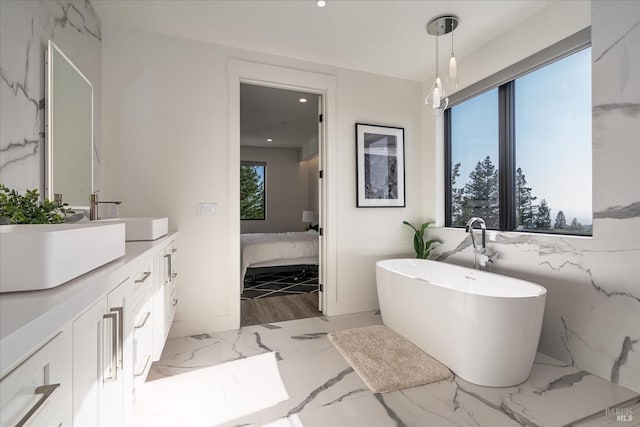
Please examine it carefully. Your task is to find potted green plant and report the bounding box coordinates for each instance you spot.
[0,184,71,224]
[402,220,443,259]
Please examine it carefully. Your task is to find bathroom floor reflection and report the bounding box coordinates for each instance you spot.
[138,311,638,427]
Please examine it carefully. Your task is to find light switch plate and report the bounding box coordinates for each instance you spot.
[198,203,217,216]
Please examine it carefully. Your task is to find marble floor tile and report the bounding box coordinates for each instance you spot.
[136,352,288,427]
[137,311,638,427]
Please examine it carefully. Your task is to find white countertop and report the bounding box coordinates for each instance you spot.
[0,232,177,377]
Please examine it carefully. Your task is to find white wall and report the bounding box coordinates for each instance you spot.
[240,146,309,233]
[305,155,319,214]
[423,0,640,393]
[101,26,422,335]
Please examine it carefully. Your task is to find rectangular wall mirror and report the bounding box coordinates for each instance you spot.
[46,40,93,208]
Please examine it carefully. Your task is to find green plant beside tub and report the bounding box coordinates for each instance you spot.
[402,220,443,259]
[0,184,71,224]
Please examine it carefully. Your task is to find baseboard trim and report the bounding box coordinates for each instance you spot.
[168,297,379,337]
[326,297,379,317]
[168,314,238,338]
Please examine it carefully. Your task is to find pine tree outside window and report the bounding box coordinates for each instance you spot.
[444,30,592,236]
[240,161,266,220]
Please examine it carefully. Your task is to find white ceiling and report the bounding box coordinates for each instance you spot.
[93,0,555,82]
[240,84,319,150]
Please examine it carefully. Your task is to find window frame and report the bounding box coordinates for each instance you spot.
[444,28,592,236]
[240,160,267,221]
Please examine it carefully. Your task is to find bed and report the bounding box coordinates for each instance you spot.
[240,230,319,290]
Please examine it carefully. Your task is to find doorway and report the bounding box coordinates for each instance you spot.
[239,84,322,326]
[228,59,337,329]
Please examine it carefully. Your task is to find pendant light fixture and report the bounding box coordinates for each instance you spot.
[425,15,459,115]
[448,24,458,89]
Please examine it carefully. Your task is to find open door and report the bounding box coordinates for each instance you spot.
[317,95,324,312]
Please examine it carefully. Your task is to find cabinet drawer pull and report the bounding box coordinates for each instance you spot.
[171,248,177,253]
[110,306,124,370]
[164,254,173,281]
[172,298,178,307]
[103,312,118,382]
[171,273,178,279]
[134,355,151,377]
[135,271,151,284]
[15,383,60,427]
[134,311,151,329]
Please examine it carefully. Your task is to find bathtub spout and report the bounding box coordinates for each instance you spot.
[465,217,486,269]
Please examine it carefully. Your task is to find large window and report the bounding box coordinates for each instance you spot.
[445,41,592,236]
[449,88,499,229]
[240,161,266,220]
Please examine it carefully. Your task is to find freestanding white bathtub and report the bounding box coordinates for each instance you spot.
[376,259,547,387]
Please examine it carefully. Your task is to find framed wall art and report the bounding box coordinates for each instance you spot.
[355,123,405,207]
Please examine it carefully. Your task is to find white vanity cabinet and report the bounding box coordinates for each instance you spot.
[0,328,72,427]
[131,258,154,393]
[152,237,178,361]
[0,232,178,427]
[72,277,133,427]
[163,239,179,336]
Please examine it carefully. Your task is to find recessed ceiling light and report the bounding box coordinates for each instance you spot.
[267,138,273,142]
[299,98,308,103]
[316,1,326,7]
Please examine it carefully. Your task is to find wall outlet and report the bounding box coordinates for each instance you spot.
[198,203,217,217]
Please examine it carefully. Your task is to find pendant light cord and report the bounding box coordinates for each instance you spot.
[435,34,439,80]
[451,28,454,57]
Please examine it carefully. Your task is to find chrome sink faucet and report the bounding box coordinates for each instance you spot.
[465,217,487,269]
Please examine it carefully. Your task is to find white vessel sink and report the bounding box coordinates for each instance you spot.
[103,217,168,241]
[0,222,125,293]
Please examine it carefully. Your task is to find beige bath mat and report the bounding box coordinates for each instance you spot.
[328,324,452,393]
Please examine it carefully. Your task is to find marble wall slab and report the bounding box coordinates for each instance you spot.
[430,1,640,393]
[0,0,101,197]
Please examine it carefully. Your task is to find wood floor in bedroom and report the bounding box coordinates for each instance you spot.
[240,293,321,326]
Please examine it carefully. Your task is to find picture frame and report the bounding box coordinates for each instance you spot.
[355,123,405,207]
